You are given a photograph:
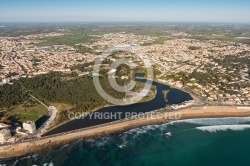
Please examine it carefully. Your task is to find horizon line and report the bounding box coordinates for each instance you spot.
[1,21,250,24]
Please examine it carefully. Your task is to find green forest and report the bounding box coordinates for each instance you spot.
[0,72,125,123]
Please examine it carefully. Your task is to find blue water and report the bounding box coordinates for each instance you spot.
[44,79,193,136]
[3,117,250,166]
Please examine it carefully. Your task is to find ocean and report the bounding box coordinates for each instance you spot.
[2,117,250,166]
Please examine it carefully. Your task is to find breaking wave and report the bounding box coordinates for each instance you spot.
[118,124,171,146]
[169,117,250,126]
[196,125,250,133]
[85,136,114,148]
[117,117,250,145]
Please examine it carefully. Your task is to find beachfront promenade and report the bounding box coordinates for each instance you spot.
[1,101,250,147]
[1,105,250,157]
[1,107,169,146]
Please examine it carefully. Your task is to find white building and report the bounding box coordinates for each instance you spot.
[0,129,11,143]
[23,121,36,134]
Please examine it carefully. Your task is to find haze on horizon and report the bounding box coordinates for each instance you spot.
[0,0,250,23]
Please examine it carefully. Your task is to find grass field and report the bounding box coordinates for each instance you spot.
[36,32,97,47]
[3,104,48,122]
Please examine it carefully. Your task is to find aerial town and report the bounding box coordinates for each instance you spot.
[1,1,250,165]
[1,31,250,106]
[0,28,250,145]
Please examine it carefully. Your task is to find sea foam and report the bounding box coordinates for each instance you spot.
[116,117,250,146]
[94,136,114,147]
[118,124,169,146]
[118,117,250,143]
[169,117,250,126]
[196,125,250,133]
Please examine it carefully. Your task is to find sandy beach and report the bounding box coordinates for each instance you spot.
[1,106,250,158]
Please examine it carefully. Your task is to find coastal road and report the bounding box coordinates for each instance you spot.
[1,106,250,158]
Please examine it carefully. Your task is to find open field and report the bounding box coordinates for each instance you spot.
[36,32,97,47]
[2,104,47,122]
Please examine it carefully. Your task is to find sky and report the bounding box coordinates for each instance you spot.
[0,0,249,23]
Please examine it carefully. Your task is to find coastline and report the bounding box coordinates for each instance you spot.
[1,106,250,158]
